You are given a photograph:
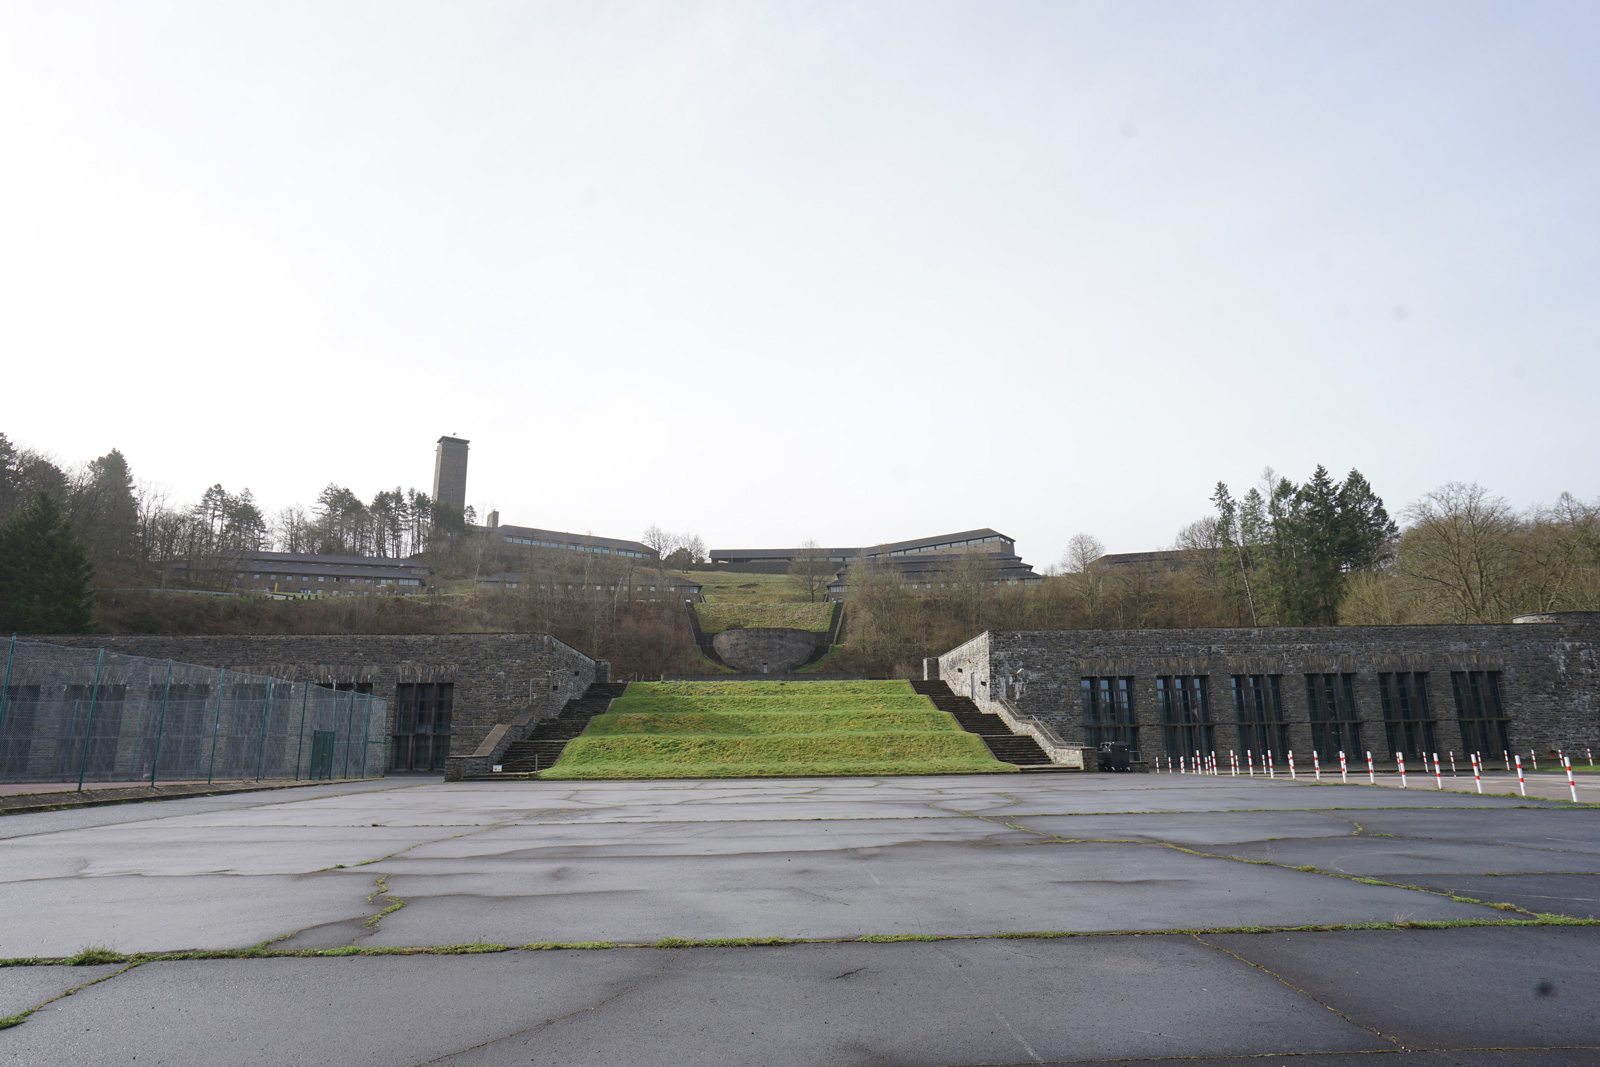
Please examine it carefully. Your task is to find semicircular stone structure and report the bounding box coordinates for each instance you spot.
[711,627,824,673]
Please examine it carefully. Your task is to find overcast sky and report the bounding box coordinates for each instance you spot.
[2,0,1595,569]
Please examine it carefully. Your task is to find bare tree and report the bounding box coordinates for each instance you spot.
[788,539,834,602]
[1398,482,1519,623]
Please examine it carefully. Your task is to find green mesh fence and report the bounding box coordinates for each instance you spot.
[0,637,388,785]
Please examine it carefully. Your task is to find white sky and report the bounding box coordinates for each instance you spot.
[2,1,1595,569]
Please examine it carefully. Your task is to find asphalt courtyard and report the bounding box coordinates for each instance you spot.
[1,773,1597,1066]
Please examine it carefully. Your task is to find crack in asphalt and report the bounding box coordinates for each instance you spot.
[1191,931,1403,1051]
[408,949,685,1067]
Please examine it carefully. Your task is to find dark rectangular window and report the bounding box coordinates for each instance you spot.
[393,683,453,772]
[147,683,211,778]
[1231,675,1287,760]
[55,684,127,779]
[1304,673,1362,757]
[1081,677,1137,750]
[1156,676,1212,759]
[1451,671,1509,758]
[1377,672,1436,759]
[0,686,41,777]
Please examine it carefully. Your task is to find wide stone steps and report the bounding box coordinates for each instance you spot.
[909,678,1070,772]
[494,681,630,774]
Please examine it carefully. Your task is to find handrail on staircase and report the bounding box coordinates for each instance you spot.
[992,696,1086,769]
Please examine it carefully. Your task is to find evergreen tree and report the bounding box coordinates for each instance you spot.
[0,492,97,633]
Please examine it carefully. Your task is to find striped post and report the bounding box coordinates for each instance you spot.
[1231,750,1238,776]
[1397,752,1407,788]
[1366,750,1375,784]
[1312,750,1321,781]
[1503,750,1511,772]
[1449,752,1457,777]
[1515,755,1526,797]
[1432,752,1443,790]
[1287,750,1296,780]
[1564,756,1578,803]
[1472,752,1482,794]
[1530,749,1538,772]
[1339,750,1348,783]
[1247,750,1254,777]
[1267,751,1275,779]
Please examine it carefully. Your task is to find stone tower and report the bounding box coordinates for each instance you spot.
[432,436,469,516]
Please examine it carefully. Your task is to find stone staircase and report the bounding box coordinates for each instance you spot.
[485,681,629,776]
[910,679,1070,772]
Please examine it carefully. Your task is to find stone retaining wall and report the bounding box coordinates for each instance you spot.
[939,619,1600,758]
[21,633,599,767]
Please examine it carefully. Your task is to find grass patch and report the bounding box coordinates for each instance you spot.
[540,679,1013,780]
[795,646,844,673]
[696,602,834,634]
[610,679,925,714]
[678,571,807,605]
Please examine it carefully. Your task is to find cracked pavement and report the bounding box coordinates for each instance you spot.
[1,773,1597,1065]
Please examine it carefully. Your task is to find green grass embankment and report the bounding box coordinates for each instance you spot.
[695,602,834,634]
[540,680,1013,780]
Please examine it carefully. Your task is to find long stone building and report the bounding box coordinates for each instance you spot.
[934,612,1600,764]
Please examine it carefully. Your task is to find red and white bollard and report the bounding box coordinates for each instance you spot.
[1366,751,1375,784]
[1210,751,1218,776]
[1339,750,1348,783]
[1531,749,1539,771]
[1287,750,1296,780]
[1247,750,1254,777]
[1472,753,1482,794]
[1230,751,1239,776]
[1449,752,1457,777]
[1433,752,1443,789]
[1515,755,1526,797]
[1397,752,1407,788]
[1588,748,1593,768]
[1564,756,1578,803]
[1267,751,1276,779]
[1312,750,1322,781]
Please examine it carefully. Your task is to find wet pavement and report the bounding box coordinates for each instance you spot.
[1,773,1596,1064]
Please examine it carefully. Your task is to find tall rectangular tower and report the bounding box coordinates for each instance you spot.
[432,436,470,516]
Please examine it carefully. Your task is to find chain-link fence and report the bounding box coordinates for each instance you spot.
[0,638,388,785]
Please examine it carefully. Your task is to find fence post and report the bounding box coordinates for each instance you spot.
[359,691,374,778]
[341,690,356,779]
[254,679,273,781]
[207,668,228,784]
[293,682,310,780]
[0,634,15,736]
[76,648,105,792]
[150,659,173,786]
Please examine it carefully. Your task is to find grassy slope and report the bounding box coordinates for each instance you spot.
[696,602,834,634]
[541,679,1013,779]
[678,571,810,605]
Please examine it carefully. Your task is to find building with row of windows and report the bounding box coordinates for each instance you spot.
[710,529,1042,599]
[936,613,1600,764]
[166,551,430,596]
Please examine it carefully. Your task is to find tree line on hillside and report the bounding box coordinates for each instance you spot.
[0,432,449,589]
[836,467,1600,677]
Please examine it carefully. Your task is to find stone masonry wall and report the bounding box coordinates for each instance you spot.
[940,621,1600,759]
[22,633,598,763]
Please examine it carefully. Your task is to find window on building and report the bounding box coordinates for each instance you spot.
[1156,676,1211,759]
[1231,675,1287,759]
[1305,674,1361,756]
[55,684,127,778]
[392,683,453,772]
[1451,671,1509,758]
[1082,676,1136,749]
[1378,672,1436,759]
[0,685,40,776]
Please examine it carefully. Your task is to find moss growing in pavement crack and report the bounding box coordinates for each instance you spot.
[363,875,405,931]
